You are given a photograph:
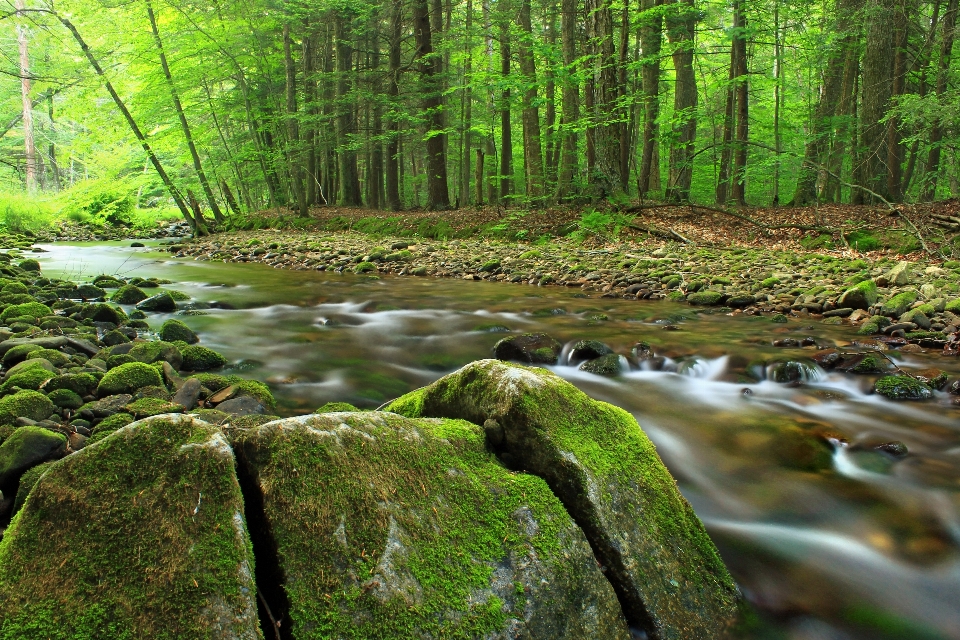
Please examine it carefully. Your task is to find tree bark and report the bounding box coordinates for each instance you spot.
[665,0,698,202]
[461,0,475,205]
[517,0,544,201]
[303,29,318,206]
[283,23,308,217]
[335,12,363,206]
[860,0,895,201]
[556,0,580,200]
[499,0,514,201]
[15,0,36,194]
[731,0,748,206]
[586,0,622,196]
[386,0,404,210]
[639,0,662,197]
[413,0,451,209]
[922,0,957,200]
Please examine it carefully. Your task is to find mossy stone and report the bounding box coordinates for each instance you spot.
[123,397,185,418]
[386,360,741,639]
[492,333,562,364]
[181,346,228,372]
[11,459,54,517]
[79,302,127,325]
[1,282,28,295]
[111,285,148,305]
[838,279,878,310]
[568,340,614,363]
[234,413,630,639]
[578,353,623,376]
[26,348,69,367]
[1,343,43,366]
[86,412,135,444]
[687,291,723,306]
[0,426,66,488]
[74,284,106,299]
[97,362,164,396]
[0,302,50,323]
[354,261,378,273]
[159,319,199,344]
[880,290,918,317]
[0,366,55,393]
[128,341,183,369]
[315,401,360,413]
[43,372,98,397]
[47,388,83,410]
[0,415,259,638]
[875,375,933,401]
[17,258,40,272]
[135,292,177,312]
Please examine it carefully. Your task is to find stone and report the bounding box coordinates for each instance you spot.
[234,412,631,639]
[97,362,164,396]
[387,360,741,639]
[215,396,264,416]
[82,394,134,418]
[135,292,177,312]
[11,459,54,517]
[838,280,878,310]
[687,291,723,306]
[0,426,67,489]
[885,261,914,286]
[875,375,933,401]
[79,302,127,325]
[568,339,614,363]
[128,341,183,370]
[0,415,259,638]
[881,290,919,317]
[0,336,67,358]
[181,346,228,371]
[900,309,932,330]
[158,319,199,344]
[579,353,623,375]
[172,377,201,410]
[0,390,55,425]
[492,333,563,364]
[315,401,360,413]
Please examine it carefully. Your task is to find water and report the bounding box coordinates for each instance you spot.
[37,241,960,639]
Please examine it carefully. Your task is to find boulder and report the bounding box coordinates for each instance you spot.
[0,415,260,638]
[234,412,630,639]
[0,390,55,425]
[880,290,919,317]
[215,396,264,416]
[568,339,614,364]
[136,292,177,312]
[97,362,164,396]
[386,360,741,639]
[128,340,183,370]
[838,280,878,310]
[159,319,199,344]
[0,426,66,489]
[687,291,724,306]
[79,302,127,325]
[111,284,147,305]
[875,375,933,401]
[885,261,914,286]
[492,333,562,364]
[579,353,623,375]
[181,346,228,371]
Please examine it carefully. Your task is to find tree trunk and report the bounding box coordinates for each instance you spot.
[665,0,698,202]
[517,0,544,201]
[146,0,224,222]
[15,0,36,194]
[731,0,748,206]
[556,0,580,200]
[461,0,475,206]
[922,0,957,200]
[386,0,403,210]
[715,34,737,204]
[885,0,910,201]
[639,0,662,197]
[499,0,514,201]
[370,21,384,210]
[475,148,485,204]
[413,0,452,209]
[303,30,318,206]
[586,0,622,196]
[861,0,895,201]
[335,12,363,206]
[544,9,558,184]
[283,23,308,217]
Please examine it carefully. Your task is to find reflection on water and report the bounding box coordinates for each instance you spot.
[38,242,960,639]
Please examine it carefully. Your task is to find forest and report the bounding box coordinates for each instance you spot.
[1,0,958,229]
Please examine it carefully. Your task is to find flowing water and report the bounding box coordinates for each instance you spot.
[37,241,960,639]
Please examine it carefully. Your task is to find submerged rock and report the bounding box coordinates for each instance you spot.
[579,353,623,375]
[386,360,741,639]
[492,333,562,364]
[875,375,933,401]
[0,415,259,638]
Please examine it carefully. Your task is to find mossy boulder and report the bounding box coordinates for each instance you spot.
[900,308,932,330]
[26,348,69,367]
[79,302,127,325]
[181,346,228,371]
[43,372,98,397]
[1,343,43,366]
[578,353,623,376]
[0,426,66,489]
[97,362,164,396]
[128,340,183,369]
[17,258,40,272]
[315,401,360,413]
[880,290,918,317]
[234,413,630,639]
[687,291,723,306]
[136,292,177,312]
[0,302,50,324]
[1,282,28,295]
[0,415,259,638]
[0,390,55,425]
[492,333,562,365]
[568,340,614,363]
[111,284,147,305]
[46,388,84,410]
[838,279,878,310]
[386,360,740,639]
[0,366,55,393]
[86,412,134,444]
[875,375,933,401]
[11,459,54,517]
[159,319,199,344]
[74,284,106,299]
[123,397,185,418]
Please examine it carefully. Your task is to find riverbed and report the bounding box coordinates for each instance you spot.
[36,240,960,639]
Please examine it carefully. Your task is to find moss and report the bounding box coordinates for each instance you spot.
[43,373,98,397]
[315,401,360,413]
[188,373,232,392]
[881,290,919,316]
[234,413,628,639]
[46,388,83,410]
[945,298,960,314]
[123,397,185,418]
[186,409,230,425]
[229,380,275,412]
[79,303,128,325]
[158,319,198,344]
[0,302,49,324]
[107,354,136,369]
[874,375,933,401]
[479,260,501,272]
[850,355,884,374]
[579,353,623,376]
[127,341,183,369]
[1,282,28,295]
[96,362,164,396]
[86,412,135,444]
[687,291,723,306]
[0,390,54,425]
[11,460,54,517]
[760,276,780,288]
[162,290,191,302]
[0,415,259,638]
[26,349,69,367]
[1,343,43,365]
[110,285,147,305]
[181,346,228,372]
[386,360,740,637]
[0,367,55,394]
[354,261,378,273]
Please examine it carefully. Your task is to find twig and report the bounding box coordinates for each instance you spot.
[257,588,282,640]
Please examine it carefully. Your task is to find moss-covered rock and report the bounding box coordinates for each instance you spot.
[96,362,164,396]
[86,412,134,444]
[687,291,723,306]
[26,348,69,367]
[46,388,83,410]
[578,353,623,376]
[128,340,183,369]
[0,415,260,638]
[43,372,98,397]
[880,290,918,317]
[1,343,43,366]
[0,302,50,324]
[354,261,378,273]
[0,390,55,425]
[181,345,228,371]
[111,284,147,304]
[159,319,199,344]
[492,333,562,364]
[135,292,177,312]
[234,413,630,639]
[123,397,185,418]
[17,258,40,272]
[386,360,740,639]
[838,279,878,310]
[11,459,53,517]
[0,426,66,489]
[0,365,55,393]
[315,401,360,413]
[79,302,127,325]
[874,375,933,401]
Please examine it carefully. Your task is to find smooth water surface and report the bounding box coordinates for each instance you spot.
[38,241,960,639]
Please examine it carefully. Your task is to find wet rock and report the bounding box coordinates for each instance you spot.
[579,353,623,376]
[492,333,563,364]
[234,412,631,639]
[181,345,228,371]
[0,415,259,637]
[874,375,933,401]
[158,319,199,344]
[79,302,127,325]
[727,294,756,308]
[128,341,183,370]
[386,360,741,639]
[172,377,201,410]
[215,396,264,416]
[135,292,177,313]
[875,441,909,458]
[568,339,614,363]
[97,362,163,396]
[769,361,813,383]
[838,279,878,310]
[0,426,67,490]
[111,284,147,305]
[773,426,833,472]
[881,290,918,317]
[687,291,723,306]
[823,307,854,318]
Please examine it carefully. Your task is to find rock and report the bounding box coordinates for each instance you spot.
[315,401,360,413]
[43,373,98,397]
[885,261,914,286]
[79,302,127,325]
[86,412,134,444]
[234,412,631,639]
[579,353,623,375]
[920,283,938,299]
[0,415,259,638]
[74,284,106,299]
[158,319,199,344]
[0,337,67,359]
[82,394,134,418]
[687,291,723,306]
[123,397,185,418]
[47,388,84,410]
[0,426,67,489]
[130,241,145,247]
[492,333,563,364]
[11,459,54,517]
[875,375,933,401]
[838,280,878,310]
[111,284,147,305]
[215,396,264,416]
[18,259,40,272]
[97,362,164,396]
[875,441,909,458]
[0,390,54,425]
[823,307,854,317]
[0,302,50,325]
[726,294,756,308]
[900,309,932,330]
[568,339,614,363]
[880,290,918,317]
[135,292,177,312]
[128,341,183,369]
[181,345,228,371]
[101,329,130,346]
[172,377,201,410]
[65,336,100,356]
[386,360,741,639]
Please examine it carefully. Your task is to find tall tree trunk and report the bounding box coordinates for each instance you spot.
[716,33,737,204]
[283,23,308,217]
[586,0,622,196]
[414,0,452,209]
[499,0,514,201]
[544,9,558,184]
[861,0,895,201]
[483,0,499,204]
[370,21,384,210]
[665,0,698,202]
[618,3,631,191]
[146,0,224,222]
[335,12,363,206]
[902,0,941,193]
[639,0,662,197]
[386,0,404,210]
[56,14,197,232]
[885,0,910,201]
[461,0,475,206]
[47,96,60,191]
[826,27,862,202]
[556,0,580,200]
[731,0,748,206]
[922,0,958,201]
[15,0,36,194]
[517,0,544,201]
[303,29,318,206]
[772,0,782,204]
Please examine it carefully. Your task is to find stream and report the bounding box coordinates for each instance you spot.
[36,240,960,640]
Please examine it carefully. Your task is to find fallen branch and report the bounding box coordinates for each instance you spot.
[625,222,691,243]
[257,588,283,640]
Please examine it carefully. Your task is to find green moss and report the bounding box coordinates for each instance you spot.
[874,375,933,401]
[945,298,960,314]
[110,285,147,305]
[96,362,164,396]
[87,413,135,445]
[479,260,501,272]
[43,373,98,397]
[687,291,723,306]
[0,415,259,638]
[123,397,185,418]
[11,460,54,516]
[26,349,69,367]
[881,290,918,316]
[180,346,228,372]
[229,380,275,412]
[158,320,198,344]
[0,302,50,323]
[1,282,28,295]
[759,277,780,288]
[315,402,360,413]
[46,388,83,410]
[0,367,55,393]
[1,344,43,365]
[187,373,232,392]
[127,341,182,368]
[850,355,884,374]
[0,390,54,425]
[354,261,378,274]
[162,290,191,302]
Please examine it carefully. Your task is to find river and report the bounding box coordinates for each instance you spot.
[36,240,960,639]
